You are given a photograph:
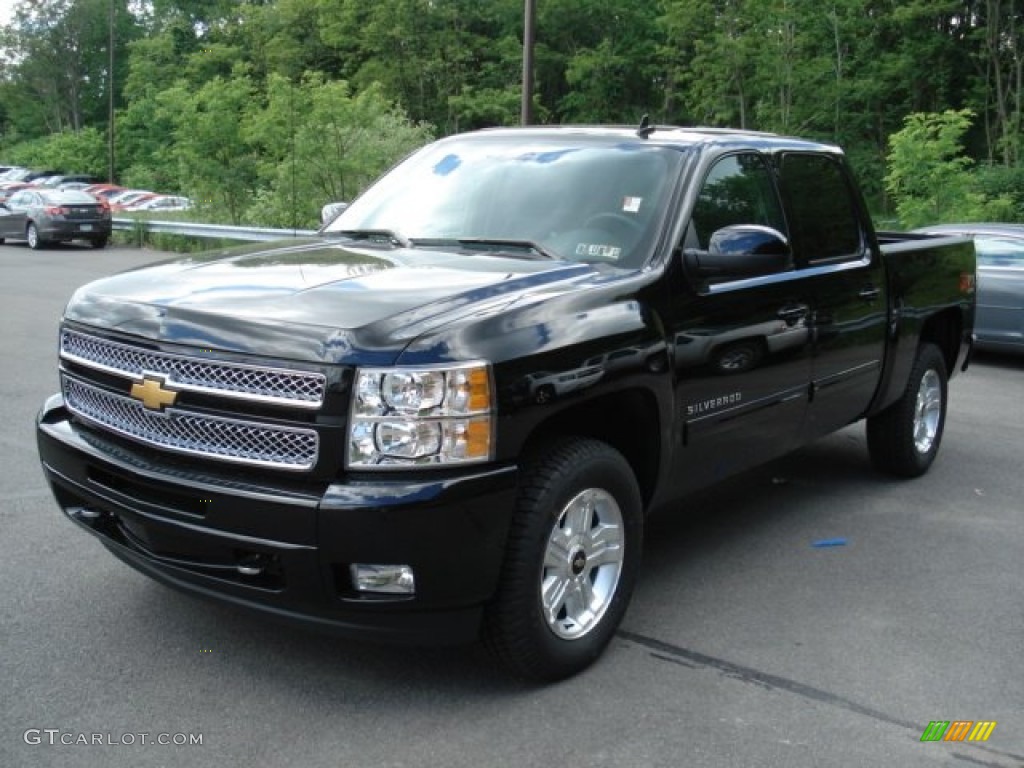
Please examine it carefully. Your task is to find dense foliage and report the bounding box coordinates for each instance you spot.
[2,0,1024,226]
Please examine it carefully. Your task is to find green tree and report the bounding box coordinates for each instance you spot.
[885,109,1014,226]
[245,73,433,227]
[2,126,107,175]
[169,67,260,223]
[0,0,139,135]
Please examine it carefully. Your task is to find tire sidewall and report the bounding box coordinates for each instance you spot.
[906,345,948,473]
[495,439,643,680]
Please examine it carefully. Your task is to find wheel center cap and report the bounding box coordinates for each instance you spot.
[570,549,587,576]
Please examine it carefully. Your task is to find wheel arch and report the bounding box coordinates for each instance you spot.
[919,307,964,378]
[518,387,662,510]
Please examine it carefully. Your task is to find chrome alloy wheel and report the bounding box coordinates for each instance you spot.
[913,369,942,454]
[540,488,624,640]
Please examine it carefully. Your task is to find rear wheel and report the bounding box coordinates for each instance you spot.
[867,343,948,477]
[483,437,643,681]
[90,236,109,249]
[26,223,44,250]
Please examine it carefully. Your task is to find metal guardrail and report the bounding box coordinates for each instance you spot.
[112,218,317,242]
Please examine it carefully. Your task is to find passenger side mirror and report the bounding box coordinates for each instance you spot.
[684,225,793,278]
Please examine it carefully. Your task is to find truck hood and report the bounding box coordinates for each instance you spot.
[64,238,597,364]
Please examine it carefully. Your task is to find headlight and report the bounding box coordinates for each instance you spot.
[347,362,493,468]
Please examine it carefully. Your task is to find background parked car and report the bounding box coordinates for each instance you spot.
[35,173,102,188]
[106,189,157,211]
[914,223,1024,354]
[4,168,62,183]
[0,188,112,249]
[127,194,193,212]
[57,182,96,192]
[83,184,126,201]
[0,182,32,203]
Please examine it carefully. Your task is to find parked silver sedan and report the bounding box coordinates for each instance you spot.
[914,223,1024,354]
[0,188,112,249]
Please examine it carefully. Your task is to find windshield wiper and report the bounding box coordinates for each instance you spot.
[452,237,557,260]
[331,228,412,248]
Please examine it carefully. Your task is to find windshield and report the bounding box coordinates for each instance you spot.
[326,133,686,268]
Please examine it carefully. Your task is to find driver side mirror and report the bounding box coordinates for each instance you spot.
[684,224,793,278]
[320,201,348,226]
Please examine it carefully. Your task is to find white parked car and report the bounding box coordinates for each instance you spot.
[128,195,193,212]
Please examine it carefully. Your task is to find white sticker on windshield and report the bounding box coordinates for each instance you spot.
[576,243,622,260]
[622,196,642,213]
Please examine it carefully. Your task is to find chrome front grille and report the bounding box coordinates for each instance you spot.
[60,329,326,408]
[63,376,319,471]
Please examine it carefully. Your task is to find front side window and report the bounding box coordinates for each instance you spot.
[688,153,787,249]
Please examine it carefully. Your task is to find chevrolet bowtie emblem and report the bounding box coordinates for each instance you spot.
[130,377,178,411]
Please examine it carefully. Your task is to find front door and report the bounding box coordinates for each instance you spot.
[665,152,813,496]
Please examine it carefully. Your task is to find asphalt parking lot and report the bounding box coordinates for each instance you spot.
[2,241,1022,768]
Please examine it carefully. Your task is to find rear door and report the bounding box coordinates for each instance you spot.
[775,153,888,441]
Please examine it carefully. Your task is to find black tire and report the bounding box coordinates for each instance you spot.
[26,223,44,250]
[91,236,109,249]
[867,343,948,477]
[483,437,643,681]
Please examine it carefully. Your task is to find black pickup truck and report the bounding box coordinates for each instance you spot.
[36,126,975,681]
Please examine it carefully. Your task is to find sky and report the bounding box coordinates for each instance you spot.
[0,1,15,29]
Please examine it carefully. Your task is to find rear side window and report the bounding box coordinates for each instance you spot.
[779,153,863,263]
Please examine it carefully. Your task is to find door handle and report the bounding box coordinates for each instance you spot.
[858,286,881,301]
[777,304,808,323]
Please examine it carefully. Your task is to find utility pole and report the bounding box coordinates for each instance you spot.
[521,0,536,125]
[107,0,115,183]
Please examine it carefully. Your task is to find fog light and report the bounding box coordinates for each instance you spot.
[350,563,416,595]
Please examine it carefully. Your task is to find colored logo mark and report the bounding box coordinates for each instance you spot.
[130,376,178,411]
[920,720,997,742]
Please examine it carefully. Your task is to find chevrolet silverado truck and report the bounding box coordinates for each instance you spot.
[36,126,975,681]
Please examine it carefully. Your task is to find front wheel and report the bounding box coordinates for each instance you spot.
[867,343,948,477]
[483,437,643,681]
